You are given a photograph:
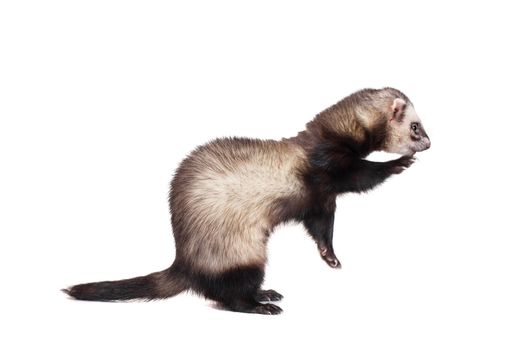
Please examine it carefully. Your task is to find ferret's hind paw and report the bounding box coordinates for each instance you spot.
[256,289,284,302]
[254,303,283,315]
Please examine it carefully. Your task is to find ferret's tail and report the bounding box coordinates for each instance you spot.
[62,263,188,301]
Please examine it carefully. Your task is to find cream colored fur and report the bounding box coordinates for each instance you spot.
[384,103,424,155]
[173,139,307,274]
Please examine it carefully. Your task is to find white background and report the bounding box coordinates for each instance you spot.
[1,1,524,349]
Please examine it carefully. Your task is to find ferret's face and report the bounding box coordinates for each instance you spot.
[384,98,431,155]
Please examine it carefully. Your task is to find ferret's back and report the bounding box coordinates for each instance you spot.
[174,137,305,204]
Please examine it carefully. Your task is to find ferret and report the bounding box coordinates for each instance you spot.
[64,87,431,315]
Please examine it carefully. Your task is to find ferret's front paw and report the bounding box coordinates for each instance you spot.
[318,246,342,268]
[390,155,416,175]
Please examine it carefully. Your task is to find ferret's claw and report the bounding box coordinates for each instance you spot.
[318,245,341,268]
[324,255,341,269]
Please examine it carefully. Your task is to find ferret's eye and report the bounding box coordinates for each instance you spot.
[411,123,419,132]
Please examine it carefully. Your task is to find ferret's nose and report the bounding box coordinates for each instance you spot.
[424,138,431,150]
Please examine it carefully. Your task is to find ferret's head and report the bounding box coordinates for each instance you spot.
[382,96,431,156]
[309,87,431,156]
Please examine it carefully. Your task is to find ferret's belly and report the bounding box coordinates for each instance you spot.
[181,161,302,273]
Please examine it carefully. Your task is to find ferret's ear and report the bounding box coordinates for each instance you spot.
[390,98,406,122]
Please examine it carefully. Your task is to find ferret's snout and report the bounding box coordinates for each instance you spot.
[423,138,431,150]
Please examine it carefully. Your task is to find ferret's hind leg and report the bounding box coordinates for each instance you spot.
[193,265,282,315]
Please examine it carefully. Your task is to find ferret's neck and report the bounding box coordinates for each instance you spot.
[289,102,384,158]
